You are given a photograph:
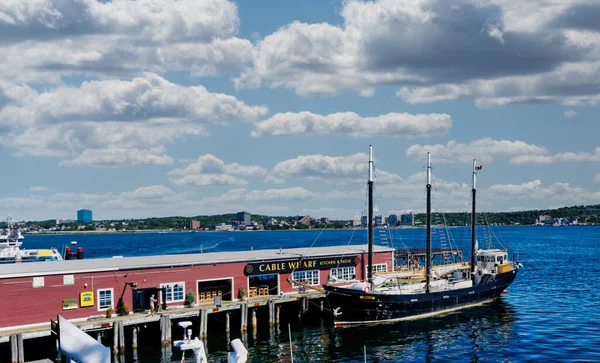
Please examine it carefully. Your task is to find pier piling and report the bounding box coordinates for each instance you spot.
[96,331,102,343]
[240,303,248,333]
[118,321,125,354]
[199,309,208,339]
[276,306,281,327]
[252,310,257,335]
[112,323,119,355]
[131,326,138,350]
[225,312,231,334]
[160,315,172,347]
[268,299,275,328]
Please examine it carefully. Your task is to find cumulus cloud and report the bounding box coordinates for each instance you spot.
[59,146,174,167]
[237,0,600,106]
[0,0,252,83]
[0,185,198,220]
[407,138,548,163]
[510,147,600,164]
[168,154,267,186]
[564,109,578,118]
[486,179,600,203]
[25,73,267,125]
[272,153,403,184]
[252,111,452,137]
[210,187,313,203]
[1,74,267,166]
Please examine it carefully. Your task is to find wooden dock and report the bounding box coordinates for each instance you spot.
[1,291,325,362]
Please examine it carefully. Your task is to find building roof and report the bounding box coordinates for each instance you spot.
[0,244,393,279]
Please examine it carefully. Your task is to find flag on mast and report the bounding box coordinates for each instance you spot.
[475,165,483,170]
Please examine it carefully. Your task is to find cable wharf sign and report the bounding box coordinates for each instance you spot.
[244,255,360,276]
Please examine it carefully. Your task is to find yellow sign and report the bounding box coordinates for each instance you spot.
[63,298,78,310]
[80,291,94,307]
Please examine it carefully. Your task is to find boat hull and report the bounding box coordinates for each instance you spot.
[324,269,518,325]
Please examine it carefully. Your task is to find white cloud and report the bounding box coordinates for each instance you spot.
[28,186,49,192]
[203,187,314,204]
[27,73,267,125]
[407,138,548,163]
[510,147,600,164]
[486,179,600,203]
[0,185,199,220]
[1,74,268,166]
[0,0,252,83]
[237,0,600,106]
[59,146,174,167]
[595,174,600,183]
[264,175,286,184]
[252,111,452,138]
[564,109,578,118]
[168,154,267,186]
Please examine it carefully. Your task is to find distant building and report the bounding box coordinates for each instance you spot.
[189,220,201,230]
[77,209,92,224]
[388,214,399,226]
[374,215,385,227]
[236,211,251,225]
[401,213,414,226]
[290,215,312,226]
[361,215,368,227]
[320,217,329,224]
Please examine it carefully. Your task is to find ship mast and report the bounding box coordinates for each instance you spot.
[471,159,477,279]
[367,145,374,290]
[425,152,432,294]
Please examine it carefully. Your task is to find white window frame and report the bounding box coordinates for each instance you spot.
[330,267,356,281]
[161,282,185,303]
[292,270,319,287]
[366,263,388,275]
[97,288,114,311]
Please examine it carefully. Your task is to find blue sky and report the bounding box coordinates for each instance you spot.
[0,0,599,221]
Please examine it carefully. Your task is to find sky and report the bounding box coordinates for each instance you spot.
[0,0,599,222]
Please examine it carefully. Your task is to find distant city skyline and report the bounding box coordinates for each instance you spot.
[0,0,599,221]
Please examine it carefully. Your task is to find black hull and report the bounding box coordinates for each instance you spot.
[324,270,518,325]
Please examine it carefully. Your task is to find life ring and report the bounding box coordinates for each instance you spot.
[363,285,370,293]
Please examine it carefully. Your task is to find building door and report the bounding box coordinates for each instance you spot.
[132,287,159,312]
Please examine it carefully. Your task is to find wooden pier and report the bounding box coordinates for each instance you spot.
[0,292,325,362]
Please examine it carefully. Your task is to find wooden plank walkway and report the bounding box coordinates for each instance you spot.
[0,291,324,343]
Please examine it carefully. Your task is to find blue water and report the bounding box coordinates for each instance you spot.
[23,226,600,362]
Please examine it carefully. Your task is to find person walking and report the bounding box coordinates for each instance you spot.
[149,294,157,316]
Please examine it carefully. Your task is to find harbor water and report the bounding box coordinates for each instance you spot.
[24,226,600,362]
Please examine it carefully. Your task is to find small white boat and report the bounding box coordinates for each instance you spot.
[0,216,63,263]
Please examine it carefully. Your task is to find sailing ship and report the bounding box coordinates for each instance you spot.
[323,146,521,325]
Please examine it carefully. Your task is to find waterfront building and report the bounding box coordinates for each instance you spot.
[0,245,394,330]
[236,211,251,225]
[77,209,92,223]
[388,214,399,226]
[189,220,201,230]
[374,215,385,227]
[401,213,414,226]
[320,217,329,224]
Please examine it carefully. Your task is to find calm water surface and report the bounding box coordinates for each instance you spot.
[25,226,600,362]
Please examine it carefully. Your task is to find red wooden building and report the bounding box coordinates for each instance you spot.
[0,245,393,330]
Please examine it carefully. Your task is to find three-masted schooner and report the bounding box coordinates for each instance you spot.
[323,146,521,325]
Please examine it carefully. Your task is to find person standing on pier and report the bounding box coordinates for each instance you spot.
[149,294,157,316]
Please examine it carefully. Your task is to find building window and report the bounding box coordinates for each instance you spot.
[330,267,356,281]
[161,282,185,302]
[367,263,388,274]
[292,270,319,287]
[97,288,113,311]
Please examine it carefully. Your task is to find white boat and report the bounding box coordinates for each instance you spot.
[0,216,63,263]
